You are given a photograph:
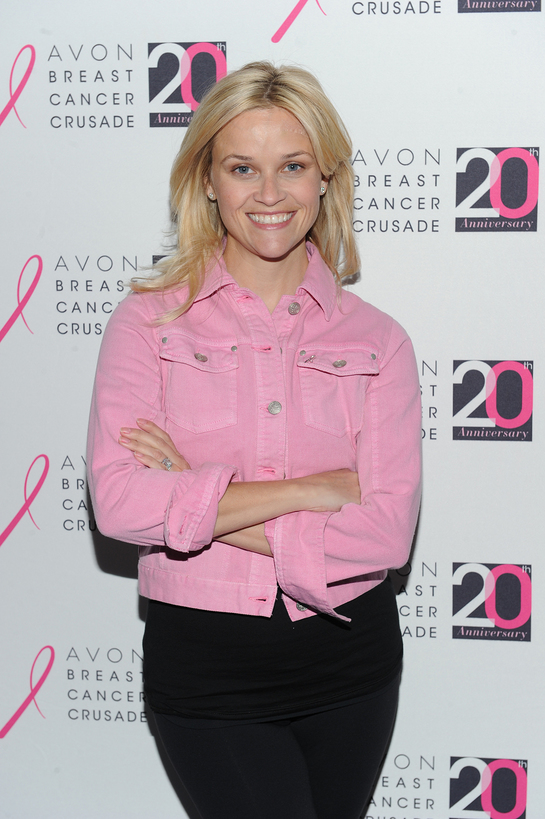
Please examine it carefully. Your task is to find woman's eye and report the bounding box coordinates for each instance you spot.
[285,163,303,172]
[234,165,251,175]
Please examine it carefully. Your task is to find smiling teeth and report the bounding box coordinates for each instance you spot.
[248,212,294,224]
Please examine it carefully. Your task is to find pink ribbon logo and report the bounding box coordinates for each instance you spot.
[0,646,55,738]
[272,0,326,43]
[0,255,43,344]
[0,454,49,548]
[0,44,36,128]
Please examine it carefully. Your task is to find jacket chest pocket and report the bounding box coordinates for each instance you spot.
[159,334,239,433]
[296,348,379,437]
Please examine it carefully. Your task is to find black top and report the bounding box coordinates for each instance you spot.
[143,576,402,723]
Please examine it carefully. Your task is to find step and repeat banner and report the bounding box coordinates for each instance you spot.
[1,2,543,817]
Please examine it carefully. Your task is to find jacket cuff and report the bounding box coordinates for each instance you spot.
[164,462,236,552]
[269,511,350,622]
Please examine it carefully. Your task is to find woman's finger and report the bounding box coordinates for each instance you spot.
[119,427,169,451]
[119,436,170,463]
[134,420,185,463]
[136,418,177,448]
[133,451,167,470]
[122,438,189,471]
[118,426,190,471]
[134,420,191,470]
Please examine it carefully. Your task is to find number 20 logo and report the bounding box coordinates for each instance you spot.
[455,147,539,231]
[453,360,533,441]
[148,42,227,127]
[450,757,527,819]
[452,563,531,641]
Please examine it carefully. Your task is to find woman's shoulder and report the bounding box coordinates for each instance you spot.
[338,288,410,345]
[98,288,191,357]
[334,292,415,372]
[109,286,189,326]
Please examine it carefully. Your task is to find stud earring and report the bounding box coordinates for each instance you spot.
[208,192,216,200]
[320,186,326,194]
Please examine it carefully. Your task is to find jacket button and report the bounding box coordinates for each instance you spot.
[371,353,377,360]
[161,337,168,343]
[288,302,301,315]
[194,352,208,362]
[296,602,307,612]
[333,359,347,368]
[267,401,282,415]
[231,346,237,352]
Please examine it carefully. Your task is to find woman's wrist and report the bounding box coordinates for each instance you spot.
[285,476,322,512]
[213,477,315,538]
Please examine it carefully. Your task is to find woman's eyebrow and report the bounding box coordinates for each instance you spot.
[221,154,253,163]
[221,150,313,164]
[282,151,314,160]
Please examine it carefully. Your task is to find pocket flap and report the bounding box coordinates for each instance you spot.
[296,348,380,377]
[158,333,239,373]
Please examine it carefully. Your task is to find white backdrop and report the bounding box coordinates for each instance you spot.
[1,2,543,817]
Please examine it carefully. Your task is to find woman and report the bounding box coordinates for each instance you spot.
[88,62,421,819]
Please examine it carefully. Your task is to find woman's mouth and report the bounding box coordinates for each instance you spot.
[247,212,295,225]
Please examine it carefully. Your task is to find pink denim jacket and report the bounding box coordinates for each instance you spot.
[87,245,421,622]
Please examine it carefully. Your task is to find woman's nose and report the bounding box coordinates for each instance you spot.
[255,173,286,206]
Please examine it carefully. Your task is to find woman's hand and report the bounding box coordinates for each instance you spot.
[118,419,190,472]
[301,468,361,513]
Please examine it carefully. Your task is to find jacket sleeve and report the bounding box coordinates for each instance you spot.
[265,319,422,619]
[87,293,236,552]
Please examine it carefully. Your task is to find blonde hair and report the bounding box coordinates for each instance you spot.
[132,61,359,318]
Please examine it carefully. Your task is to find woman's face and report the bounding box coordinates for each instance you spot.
[207,107,326,268]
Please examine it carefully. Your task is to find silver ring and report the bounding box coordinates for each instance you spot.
[162,457,173,471]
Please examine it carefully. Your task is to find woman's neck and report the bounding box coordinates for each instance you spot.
[222,240,308,313]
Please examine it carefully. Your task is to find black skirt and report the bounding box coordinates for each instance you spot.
[143,576,402,723]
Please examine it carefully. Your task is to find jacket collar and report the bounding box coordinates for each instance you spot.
[193,242,338,321]
[295,243,337,321]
